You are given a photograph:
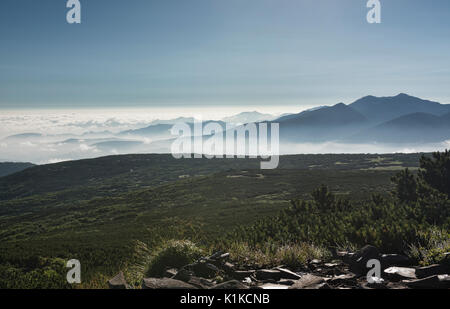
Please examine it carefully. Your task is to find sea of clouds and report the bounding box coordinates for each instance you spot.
[1,109,450,164]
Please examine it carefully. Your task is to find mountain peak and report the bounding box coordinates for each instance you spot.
[396,93,413,98]
[350,93,450,124]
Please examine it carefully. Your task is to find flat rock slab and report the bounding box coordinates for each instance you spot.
[384,267,416,281]
[289,274,326,289]
[233,270,255,280]
[108,271,130,289]
[188,276,216,289]
[142,278,197,289]
[255,269,282,281]
[209,280,250,289]
[403,275,450,289]
[415,264,449,279]
[164,268,178,278]
[260,283,290,289]
[328,273,357,287]
[275,267,301,280]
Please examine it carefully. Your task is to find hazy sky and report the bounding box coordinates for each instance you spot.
[1,0,450,109]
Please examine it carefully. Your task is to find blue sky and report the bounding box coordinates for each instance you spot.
[0,0,449,109]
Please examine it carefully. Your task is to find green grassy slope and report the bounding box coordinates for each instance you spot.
[0,153,424,287]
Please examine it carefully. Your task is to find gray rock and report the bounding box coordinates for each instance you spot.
[381,254,412,268]
[315,283,331,289]
[289,274,326,289]
[275,267,301,280]
[384,267,416,281]
[187,276,216,289]
[223,262,235,272]
[403,274,450,289]
[365,277,387,289]
[255,269,282,281]
[108,271,130,289]
[277,279,297,286]
[415,264,449,279]
[233,270,256,280]
[185,261,220,278]
[217,253,230,261]
[172,269,194,282]
[328,273,357,286]
[324,262,340,268]
[164,268,178,278]
[209,280,250,289]
[142,277,197,289]
[259,283,290,289]
[208,251,224,260]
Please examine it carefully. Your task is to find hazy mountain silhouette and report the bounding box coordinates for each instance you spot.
[222,111,276,124]
[350,112,450,143]
[274,94,450,143]
[277,103,368,141]
[349,93,450,124]
[119,124,173,139]
[0,162,34,178]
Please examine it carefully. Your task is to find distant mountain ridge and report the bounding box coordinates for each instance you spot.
[221,111,276,124]
[274,93,450,143]
[277,103,368,142]
[1,93,449,163]
[0,162,35,177]
[349,93,450,124]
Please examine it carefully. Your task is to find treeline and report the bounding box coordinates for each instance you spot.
[223,150,450,262]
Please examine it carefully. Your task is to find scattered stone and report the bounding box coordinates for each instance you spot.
[384,267,416,281]
[187,276,216,289]
[242,277,252,285]
[328,273,357,286]
[275,267,301,280]
[172,269,194,282]
[386,282,409,289]
[277,279,296,286]
[209,251,224,260]
[109,248,443,290]
[233,270,255,280]
[415,264,449,279]
[315,283,331,289]
[223,262,235,272]
[108,271,130,289]
[185,261,220,278]
[210,280,250,289]
[217,253,230,261]
[142,278,197,289]
[255,269,282,281]
[289,274,326,289]
[381,254,412,268]
[260,283,290,289]
[365,277,387,289]
[403,275,450,289]
[164,268,178,278]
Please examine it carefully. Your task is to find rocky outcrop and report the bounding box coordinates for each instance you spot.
[107,271,131,289]
[108,247,450,289]
[142,278,197,289]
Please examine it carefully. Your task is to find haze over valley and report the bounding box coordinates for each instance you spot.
[1,93,450,164]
